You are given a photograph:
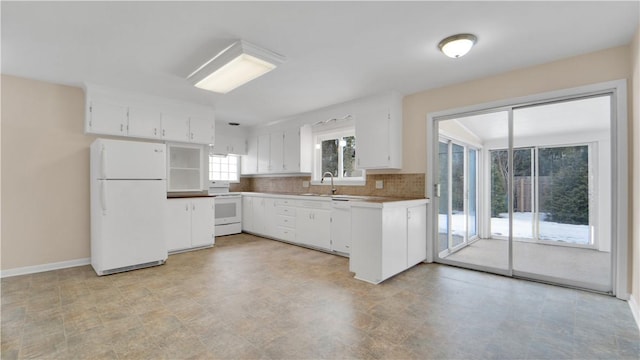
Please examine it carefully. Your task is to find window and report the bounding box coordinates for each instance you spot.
[208,154,239,182]
[313,127,365,184]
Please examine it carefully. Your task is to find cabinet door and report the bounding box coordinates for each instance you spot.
[331,205,351,254]
[252,197,266,235]
[128,106,162,139]
[88,100,128,136]
[212,136,232,155]
[355,103,390,169]
[296,208,330,249]
[295,208,314,247]
[311,210,331,250]
[162,113,190,142]
[230,136,247,155]
[270,132,284,173]
[190,198,215,247]
[283,128,300,172]
[381,207,408,279]
[189,115,215,145]
[166,199,192,252]
[263,198,278,238]
[242,137,258,174]
[407,205,427,266]
[257,134,270,173]
[242,197,254,232]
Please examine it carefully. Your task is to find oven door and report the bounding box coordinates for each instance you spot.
[215,197,241,225]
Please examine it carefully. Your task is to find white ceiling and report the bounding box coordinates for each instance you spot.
[2,1,638,127]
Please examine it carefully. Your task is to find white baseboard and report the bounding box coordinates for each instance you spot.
[0,258,91,278]
[629,295,640,331]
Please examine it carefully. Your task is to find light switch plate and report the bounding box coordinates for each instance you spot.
[375,180,383,189]
[303,181,310,188]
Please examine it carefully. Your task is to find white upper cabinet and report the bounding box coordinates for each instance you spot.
[213,135,247,155]
[241,136,258,174]
[128,106,162,139]
[269,132,284,172]
[354,91,403,169]
[161,113,190,142]
[242,125,312,175]
[188,115,215,145]
[84,84,216,145]
[257,134,270,173]
[87,99,128,136]
[283,126,312,173]
[167,143,204,192]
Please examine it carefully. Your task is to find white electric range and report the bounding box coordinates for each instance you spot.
[209,181,242,236]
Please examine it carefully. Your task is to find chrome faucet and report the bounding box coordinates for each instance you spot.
[321,171,337,195]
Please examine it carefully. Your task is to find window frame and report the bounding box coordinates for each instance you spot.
[311,127,366,186]
[208,154,240,183]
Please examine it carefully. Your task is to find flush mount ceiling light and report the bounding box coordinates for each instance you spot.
[188,40,286,94]
[438,34,477,58]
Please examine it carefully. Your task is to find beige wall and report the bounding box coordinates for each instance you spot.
[631,26,640,311]
[1,75,92,270]
[402,45,631,174]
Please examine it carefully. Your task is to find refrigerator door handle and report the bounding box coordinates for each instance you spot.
[100,180,107,215]
[101,145,107,179]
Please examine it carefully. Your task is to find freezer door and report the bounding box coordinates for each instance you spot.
[93,138,166,179]
[93,180,167,271]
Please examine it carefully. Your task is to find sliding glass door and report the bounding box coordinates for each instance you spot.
[438,139,479,256]
[511,97,609,291]
[434,94,613,293]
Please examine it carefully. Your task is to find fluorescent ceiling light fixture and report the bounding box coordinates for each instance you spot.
[438,34,477,58]
[188,40,285,94]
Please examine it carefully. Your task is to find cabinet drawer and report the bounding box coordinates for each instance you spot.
[276,206,296,216]
[275,199,298,207]
[277,215,296,228]
[275,227,296,242]
[298,200,332,210]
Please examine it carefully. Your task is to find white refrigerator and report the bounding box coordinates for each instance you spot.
[90,138,167,275]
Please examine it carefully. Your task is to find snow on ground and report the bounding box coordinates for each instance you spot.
[439,212,589,245]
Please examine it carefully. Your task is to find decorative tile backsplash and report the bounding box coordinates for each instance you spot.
[230,173,425,198]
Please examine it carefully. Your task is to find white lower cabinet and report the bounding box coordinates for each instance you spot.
[274,199,297,242]
[263,198,279,238]
[166,198,215,253]
[252,197,267,235]
[407,205,428,266]
[242,196,254,232]
[296,206,331,249]
[350,200,427,284]
[239,194,427,284]
[331,201,351,255]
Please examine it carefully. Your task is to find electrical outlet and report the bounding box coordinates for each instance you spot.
[302,181,310,188]
[375,180,383,189]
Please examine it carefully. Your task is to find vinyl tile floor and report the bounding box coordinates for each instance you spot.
[1,234,639,360]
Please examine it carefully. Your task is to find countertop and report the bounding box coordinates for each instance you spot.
[167,191,429,205]
[167,191,241,198]
[241,192,430,206]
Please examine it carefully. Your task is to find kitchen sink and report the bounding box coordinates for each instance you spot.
[298,193,372,201]
[330,195,370,201]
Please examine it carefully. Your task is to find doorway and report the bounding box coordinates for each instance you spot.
[430,88,622,294]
